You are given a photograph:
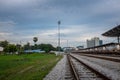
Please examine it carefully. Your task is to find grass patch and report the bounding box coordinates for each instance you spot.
[0,53,62,80]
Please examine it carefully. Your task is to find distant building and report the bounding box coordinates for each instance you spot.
[87,37,103,48]
[0,47,3,52]
[0,47,3,54]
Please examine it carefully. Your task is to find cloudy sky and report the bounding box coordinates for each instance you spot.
[0,0,120,47]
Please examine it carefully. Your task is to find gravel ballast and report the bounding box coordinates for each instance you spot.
[71,54,120,80]
[44,55,66,80]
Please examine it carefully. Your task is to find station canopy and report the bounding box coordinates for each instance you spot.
[102,25,120,37]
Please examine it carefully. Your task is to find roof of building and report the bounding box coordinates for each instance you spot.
[102,25,120,37]
[24,49,45,53]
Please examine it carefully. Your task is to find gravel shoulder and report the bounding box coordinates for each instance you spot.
[44,55,66,80]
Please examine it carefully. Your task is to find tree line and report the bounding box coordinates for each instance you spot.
[0,40,62,54]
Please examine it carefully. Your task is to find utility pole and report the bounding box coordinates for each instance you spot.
[20,41,22,54]
[58,20,61,54]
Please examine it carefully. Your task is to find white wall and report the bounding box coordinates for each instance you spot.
[0,47,3,51]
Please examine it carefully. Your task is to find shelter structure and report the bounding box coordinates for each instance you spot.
[72,42,120,53]
[102,25,120,43]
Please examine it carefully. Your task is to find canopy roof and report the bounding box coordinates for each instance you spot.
[86,43,119,49]
[102,25,120,37]
[78,43,119,50]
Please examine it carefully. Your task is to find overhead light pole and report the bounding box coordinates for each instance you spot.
[58,20,61,54]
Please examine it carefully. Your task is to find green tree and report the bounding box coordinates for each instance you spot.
[4,44,17,53]
[33,37,38,45]
[33,37,38,49]
[0,40,9,48]
[16,44,22,52]
[37,44,55,53]
[56,46,63,51]
[23,42,30,50]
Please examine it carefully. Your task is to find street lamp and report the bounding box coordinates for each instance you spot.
[58,20,61,54]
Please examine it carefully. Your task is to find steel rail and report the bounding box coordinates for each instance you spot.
[67,54,79,80]
[69,54,111,80]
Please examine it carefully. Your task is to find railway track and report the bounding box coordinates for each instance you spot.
[65,54,111,80]
[65,54,79,80]
[76,53,120,63]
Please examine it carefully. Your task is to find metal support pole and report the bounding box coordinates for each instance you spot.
[118,36,120,43]
[58,21,61,54]
[20,41,22,53]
